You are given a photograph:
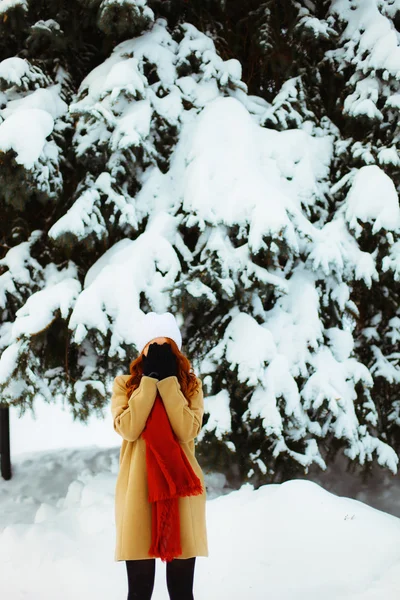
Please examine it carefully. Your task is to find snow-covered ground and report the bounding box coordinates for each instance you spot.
[1,398,400,599]
[1,445,400,600]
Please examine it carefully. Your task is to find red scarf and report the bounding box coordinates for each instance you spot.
[141,390,203,562]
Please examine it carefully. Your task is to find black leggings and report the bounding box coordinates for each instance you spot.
[125,557,196,600]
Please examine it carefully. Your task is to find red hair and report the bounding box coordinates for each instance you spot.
[125,337,200,403]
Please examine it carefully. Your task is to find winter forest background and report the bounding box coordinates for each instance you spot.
[0,0,400,510]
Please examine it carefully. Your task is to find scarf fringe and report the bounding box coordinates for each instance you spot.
[148,481,203,503]
[149,498,182,561]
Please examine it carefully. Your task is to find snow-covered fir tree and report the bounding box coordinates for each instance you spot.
[0,0,399,486]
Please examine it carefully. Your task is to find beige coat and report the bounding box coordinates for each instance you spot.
[111,373,208,561]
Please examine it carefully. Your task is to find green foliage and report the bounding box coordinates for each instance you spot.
[0,0,399,486]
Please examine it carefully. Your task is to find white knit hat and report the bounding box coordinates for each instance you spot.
[135,311,182,353]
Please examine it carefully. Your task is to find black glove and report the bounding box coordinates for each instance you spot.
[157,343,178,380]
[142,343,160,378]
[142,342,178,380]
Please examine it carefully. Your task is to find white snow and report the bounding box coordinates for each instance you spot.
[0,340,23,385]
[344,165,400,236]
[1,85,67,120]
[68,214,181,353]
[199,388,232,440]
[0,0,27,15]
[48,185,105,242]
[110,99,152,149]
[0,232,43,309]
[327,0,400,121]
[12,274,81,337]
[0,108,54,168]
[0,55,67,168]
[0,56,30,84]
[1,442,400,599]
[382,241,400,282]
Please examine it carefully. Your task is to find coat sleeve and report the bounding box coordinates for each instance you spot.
[111,374,159,442]
[156,375,204,443]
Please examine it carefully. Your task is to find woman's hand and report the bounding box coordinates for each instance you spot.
[142,343,160,378]
[142,342,178,380]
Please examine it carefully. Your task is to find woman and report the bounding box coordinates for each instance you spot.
[111,311,208,600]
